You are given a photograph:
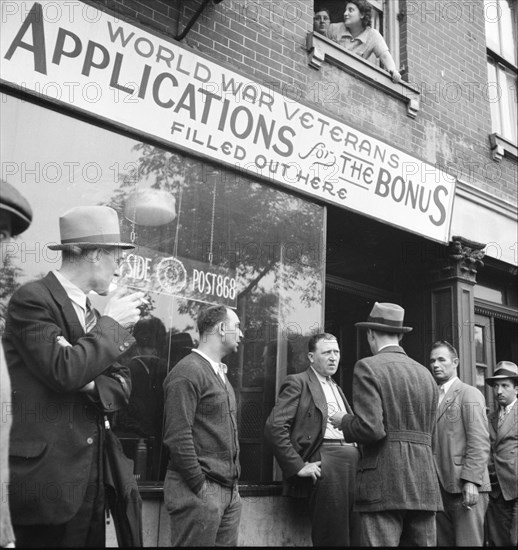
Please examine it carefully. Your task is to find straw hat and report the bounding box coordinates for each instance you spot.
[48,206,135,250]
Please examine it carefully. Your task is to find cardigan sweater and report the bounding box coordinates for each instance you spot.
[163,352,240,493]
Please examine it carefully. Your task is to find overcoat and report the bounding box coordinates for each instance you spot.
[264,367,353,494]
[434,378,491,493]
[488,402,518,500]
[340,345,442,512]
[3,272,134,524]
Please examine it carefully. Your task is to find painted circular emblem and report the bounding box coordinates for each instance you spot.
[155,257,187,294]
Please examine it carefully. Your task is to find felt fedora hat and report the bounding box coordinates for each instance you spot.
[485,361,518,386]
[48,206,135,251]
[0,180,33,236]
[355,302,413,333]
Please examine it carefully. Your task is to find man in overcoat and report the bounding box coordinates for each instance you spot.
[333,302,442,546]
[430,340,490,546]
[264,333,360,546]
[485,361,518,547]
[3,205,144,547]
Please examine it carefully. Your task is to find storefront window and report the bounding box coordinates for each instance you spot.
[0,92,325,484]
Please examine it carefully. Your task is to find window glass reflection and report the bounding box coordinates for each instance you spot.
[1,93,324,483]
[474,325,486,364]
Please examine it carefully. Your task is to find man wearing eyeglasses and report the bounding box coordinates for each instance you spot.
[3,205,145,547]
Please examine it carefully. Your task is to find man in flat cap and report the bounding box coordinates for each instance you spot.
[331,302,442,546]
[3,204,145,547]
[1,180,33,548]
[485,361,518,547]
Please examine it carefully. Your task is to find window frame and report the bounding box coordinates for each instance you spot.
[485,0,518,159]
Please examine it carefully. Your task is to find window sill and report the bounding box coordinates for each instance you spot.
[136,481,283,498]
[306,32,420,119]
[489,133,518,162]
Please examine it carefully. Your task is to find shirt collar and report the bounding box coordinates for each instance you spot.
[439,375,458,395]
[501,398,517,414]
[193,348,221,375]
[53,270,88,310]
[310,366,331,384]
[342,26,369,43]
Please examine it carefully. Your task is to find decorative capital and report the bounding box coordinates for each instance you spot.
[428,236,486,284]
[446,237,486,282]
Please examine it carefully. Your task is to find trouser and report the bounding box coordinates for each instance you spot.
[486,492,518,547]
[436,486,488,546]
[360,509,437,547]
[164,470,241,547]
[309,442,361,547]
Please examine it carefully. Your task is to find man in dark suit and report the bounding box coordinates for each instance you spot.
[485,361,518,547]
[430,340,490,546]
[3,205,145,547]
[333,303,442,546]
[264,333,360,547]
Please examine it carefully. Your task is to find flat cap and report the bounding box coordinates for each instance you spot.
[0,180,33,236]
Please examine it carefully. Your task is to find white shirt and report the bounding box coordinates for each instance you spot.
[53,270,89,331]
[311,367,347,440]
[438,376,458,405]
[499,398,517,421]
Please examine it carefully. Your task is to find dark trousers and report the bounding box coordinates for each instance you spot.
[309,443,361,547]
[13,464,105,548]
[486,492,518,547]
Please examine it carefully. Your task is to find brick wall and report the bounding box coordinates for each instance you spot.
[92,0,516,203]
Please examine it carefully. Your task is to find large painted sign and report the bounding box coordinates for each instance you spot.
[1,1,456,242]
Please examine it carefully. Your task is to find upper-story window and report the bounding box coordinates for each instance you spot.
[313,0,400,71]
[485,0,517,147]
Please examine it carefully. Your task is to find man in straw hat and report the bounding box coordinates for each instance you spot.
[1,179,33,548]
[485,361,518,547]
[330,302,442,546]
[3,205,145,547]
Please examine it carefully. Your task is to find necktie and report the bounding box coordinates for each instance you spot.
[85,297,97,333]
[498,407,508,429]
[327,377,343,412]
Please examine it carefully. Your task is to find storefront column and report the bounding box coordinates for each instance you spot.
[427,237,486,385]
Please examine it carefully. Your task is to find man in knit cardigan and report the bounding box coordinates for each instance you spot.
[163,305,243,547]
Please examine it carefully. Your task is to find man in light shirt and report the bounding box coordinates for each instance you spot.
[264,333,360,547]
[430,340,490,546]
[485,361,518,547]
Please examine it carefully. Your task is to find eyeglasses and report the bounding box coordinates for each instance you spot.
[100,248,125,267]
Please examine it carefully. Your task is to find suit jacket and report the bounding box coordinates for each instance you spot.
[341,346,442,512]
[488,401,518,501]
[2,272,134,525]
[434,378,491,494]
[264,367,353,496]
